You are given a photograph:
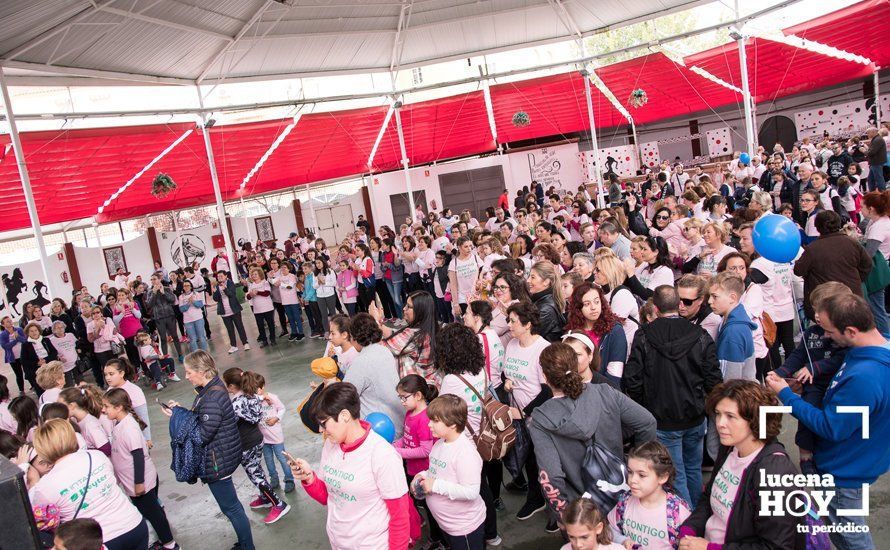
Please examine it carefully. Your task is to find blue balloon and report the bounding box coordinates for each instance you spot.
[366,412,396,443]
[752,214,801,264]
[739,152,751,165]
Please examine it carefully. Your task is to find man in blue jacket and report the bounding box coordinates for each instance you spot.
[768,293,890,550]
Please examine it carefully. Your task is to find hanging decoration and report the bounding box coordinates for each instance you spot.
[151,173,177,198]
[629,89,648,109]
[512,111,531,127]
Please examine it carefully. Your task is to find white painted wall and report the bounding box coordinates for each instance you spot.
[0,250,72,319]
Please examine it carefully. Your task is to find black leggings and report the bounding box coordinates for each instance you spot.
[104,519,148,550]
[406,473,443,542]
[8,359,24,393]
[131,484,174,544]
[254,311,276,344]
[94,350,114,388]
[767,320,795,370]
[273,302,288,334]
[374,279,396,318]
[357,284,374,312]
[443,521,485,550]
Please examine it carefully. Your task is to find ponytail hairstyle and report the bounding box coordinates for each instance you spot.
[222,367,245,389]
[8,396,38,440]
[396,374,439,403]
[561,498,613,545]
[60,385,105,418]
[468,300,493,330]
[539,343,585,400]
[239,371,263,396]
[627,440,677,493]
[104,388,147,431]
[105,357,136,382]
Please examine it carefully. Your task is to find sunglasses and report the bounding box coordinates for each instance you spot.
[656,215,670,220]
[679,297,700,306]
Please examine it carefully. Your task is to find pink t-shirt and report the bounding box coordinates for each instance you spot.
[448,254,481,304]
[424,435,486,536]
[248,281,274,313]
[86,318,115,353]
[0,401,15,433]
[29,450,144,542]
[118,381,147,409]
[634,264,675,290]
[111,414,158,496]
[38,388,61,411]
[607,494,690,549]
[338,346,359,374]
[705,447,759,543]
[274,274,300,305]
[259,392,286,445]
[697,245,736,276]
[440,371,486,436]
[178,292,204,324]
[503,336,549,410]
[48,333,78,372]
[397,408,434,476]
[77,414,110,451]
[318,429,408,549]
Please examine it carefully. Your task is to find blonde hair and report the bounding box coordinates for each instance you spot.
[683,217,704,232]
[33,418,79,464]
[703,222,727,243]
[530,261,565,312]
[36,361,64,390]
[595,255,628,290]
[711,271,745,298]
[592,247,616,261]
[135,332,152,345]
[184,349,218,378]
[249,267,266,280]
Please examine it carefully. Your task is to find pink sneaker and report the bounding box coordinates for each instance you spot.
[179,335,190,343]
[264,502,291,524]
[249,495,272,509]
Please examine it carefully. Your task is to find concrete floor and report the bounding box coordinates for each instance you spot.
[7,311,890,549]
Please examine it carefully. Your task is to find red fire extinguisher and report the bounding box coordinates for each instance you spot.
[61,271,69,283]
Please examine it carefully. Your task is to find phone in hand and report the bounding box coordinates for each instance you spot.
[282,451,299,469]
[156,398,172,412]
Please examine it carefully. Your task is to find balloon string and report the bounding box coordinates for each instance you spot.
[787,262,816,376]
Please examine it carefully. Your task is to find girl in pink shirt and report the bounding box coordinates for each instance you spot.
[561,498,624,550]
[104,388,178,550]
[256,374,295,493]
[337,260,359,316]
[607,442,691,549]
[104,358,152,445]
[413,395,486,549]
[394,375,442,545]
[59,386,112,456]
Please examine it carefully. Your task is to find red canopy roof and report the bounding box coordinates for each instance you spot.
[684,37,875,104]
[783,0,890,68]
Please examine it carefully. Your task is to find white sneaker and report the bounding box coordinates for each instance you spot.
[243,343,251,350]
[228,346,238,354]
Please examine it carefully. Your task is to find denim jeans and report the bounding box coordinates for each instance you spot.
[386,279,404,318]
[184,318,208,352]
[207,476,255,550]
[868,164,886,192]
[263,443,295,487]
[283,303,304,336]
[657,423,705,508]
[826,485,874,550]
[867,289,889,336]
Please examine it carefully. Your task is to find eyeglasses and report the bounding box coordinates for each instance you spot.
[398,394,413,403]
[492,285,510,291]
[800,198,815,203]
[679,297,700,306]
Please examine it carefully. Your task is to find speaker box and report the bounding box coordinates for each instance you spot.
[0,456,40,550]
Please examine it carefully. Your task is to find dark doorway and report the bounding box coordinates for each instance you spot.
[389,190,426,227]
[758,116,797,154]
[438,166,506,220]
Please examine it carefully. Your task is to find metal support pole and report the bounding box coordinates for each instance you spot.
[306,185,318,232]
[393,101,417,221]
[581,70,606,208]
[196,87,239,282]
[630,118,642,174]
[875,67,882,124]
[0,67,55,300]
[736,33,756,156]
[240,196,253,242]
[92,222,105,278]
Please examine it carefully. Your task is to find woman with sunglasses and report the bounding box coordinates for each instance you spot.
[649,206,672,234]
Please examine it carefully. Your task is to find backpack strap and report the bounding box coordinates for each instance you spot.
[614,491,629,535]
[665,492,683,547]
[455,372,487,440]
[479,331,492,379]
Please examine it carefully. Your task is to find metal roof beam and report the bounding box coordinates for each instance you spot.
[196,0,275,85]
[92,6,234,42]
[0,59,192,86]
[0,0,118,61]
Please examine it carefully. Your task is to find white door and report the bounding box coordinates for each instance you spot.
[315,208,336,245]
[330,204,355,243]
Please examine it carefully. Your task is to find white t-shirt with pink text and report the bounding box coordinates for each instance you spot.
[503,336,549,410]
[318,429,408,549]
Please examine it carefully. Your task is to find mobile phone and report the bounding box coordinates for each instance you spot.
[156,398,172,411]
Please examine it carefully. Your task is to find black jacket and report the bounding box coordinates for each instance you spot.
[825,151,852,184]
[191,376,242,482]
[145,287,178,319]
[212,280,243,316]
[682,442,805,550]
[623,316,722,430]
[867,135,887,166]
[531,289,565,342]
[20,338,58,373]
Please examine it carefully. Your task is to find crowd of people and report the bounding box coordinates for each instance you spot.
[1,129,890,550]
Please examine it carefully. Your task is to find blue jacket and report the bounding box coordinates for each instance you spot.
[191,376,241,482]
[715,303,756,376]
[0,328,26,364]
[168,406,206,484]
[779,344,890,487]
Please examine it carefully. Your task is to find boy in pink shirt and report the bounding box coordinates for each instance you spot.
[413,395,486,549]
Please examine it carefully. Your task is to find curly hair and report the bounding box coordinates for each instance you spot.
[565,283,622,336]
[706,379,782,443]
[506,301,541,335]
[492,272,531,303]
[435,323,484,376]
[348,313,382,347]
[539,343,584,399]
[532,242,561,265]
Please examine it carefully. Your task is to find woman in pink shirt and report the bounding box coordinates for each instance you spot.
[679,380,799,549]
[178,280,208,352]
[112,288,143,368]
[59,386,111,456]
[289,383,413,549]
[104,388,178,550]
[247,267,278,347]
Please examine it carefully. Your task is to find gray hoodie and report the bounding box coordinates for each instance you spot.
[529,383,656,514]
